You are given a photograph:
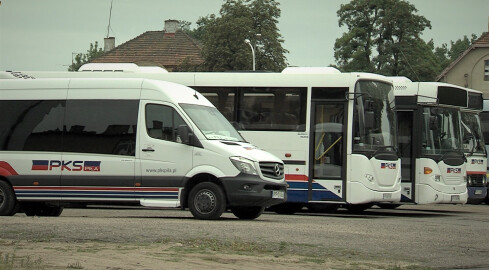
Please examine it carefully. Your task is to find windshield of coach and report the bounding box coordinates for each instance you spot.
[352,80,397,152]
[461,111,486,154]
[421,107,463,155]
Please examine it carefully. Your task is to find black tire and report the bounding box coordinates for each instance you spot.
[268,203,303,215]
[307,203,339,213]
[231,206,264,220]
[0,181,17,216]
[377,204,401,209]
[188,182,226,220]
[344,203,372,213]
[23,203,63,217]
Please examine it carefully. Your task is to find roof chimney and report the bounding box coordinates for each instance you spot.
[104,37,115,51]
[164,19,179,36]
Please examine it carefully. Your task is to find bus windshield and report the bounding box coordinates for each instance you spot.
[421,107,462,155]
[352,80,397,154]
[180,104,244,142]
[461,111,485,155]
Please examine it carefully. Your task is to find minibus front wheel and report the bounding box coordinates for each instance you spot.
[188,182,226,220]
[231,206,264,220]
[0,180,18,216]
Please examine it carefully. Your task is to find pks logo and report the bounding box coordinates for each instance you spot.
[471,159,484,165]
[446,168,461,174]
[32,160,101,172]
[381,163,396,169]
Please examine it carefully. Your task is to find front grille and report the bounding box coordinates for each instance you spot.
[259,162,284,180]
[468,174,485,186]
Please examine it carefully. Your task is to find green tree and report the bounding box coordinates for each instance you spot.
[447,34,477,61]
[197,0,288,71]
[334,0,434,80]
[68,41,104,71]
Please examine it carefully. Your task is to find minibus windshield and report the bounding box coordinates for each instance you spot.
[181,104,245,142]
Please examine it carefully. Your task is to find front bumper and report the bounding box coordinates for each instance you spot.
[220,173,287,208]
[467,186,488,203]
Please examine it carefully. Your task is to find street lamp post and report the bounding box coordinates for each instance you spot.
[244,39,255,71]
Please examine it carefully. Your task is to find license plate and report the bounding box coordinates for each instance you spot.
[451,195,460,202]
[383,193,392,200]
[475,190,483,195]
[272,190,285,199]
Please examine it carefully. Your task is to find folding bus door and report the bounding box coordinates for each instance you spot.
[309,102,346,202]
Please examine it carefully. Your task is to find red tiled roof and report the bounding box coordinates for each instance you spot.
[91,30,204,70]
[436,32,489,81]
[473,31,489,45]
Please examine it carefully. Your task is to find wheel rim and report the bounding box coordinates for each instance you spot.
[194,189,216,214]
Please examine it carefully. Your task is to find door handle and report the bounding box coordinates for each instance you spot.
[142,148,155,152]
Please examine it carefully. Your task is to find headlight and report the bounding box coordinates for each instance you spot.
[230,157,258,175]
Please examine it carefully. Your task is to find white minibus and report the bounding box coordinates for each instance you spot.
[0,77,287,219]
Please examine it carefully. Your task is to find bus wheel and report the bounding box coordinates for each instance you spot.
[231,206,264,220]
[344,203,372,213]
[377,204,401,209]
[0,181,17,216]
[268,203,303,215]
[188,182,226,220]
[307,203,339,213]
[23,203,63,217]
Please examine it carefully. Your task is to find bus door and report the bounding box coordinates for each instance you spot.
[397,110,415,202]
[309,102,346,202]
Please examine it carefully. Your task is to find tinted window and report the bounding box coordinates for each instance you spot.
[146,104,186,143]
[438,86,466,107]
[63,100,138,156]
[0,100,64,151]
[239,87,306,131]
[468,92,483,110]
[311,87,348,100]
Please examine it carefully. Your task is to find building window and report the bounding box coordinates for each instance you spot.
[485,60,489,81]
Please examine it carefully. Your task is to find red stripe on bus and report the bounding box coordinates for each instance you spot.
[13,186,179,192]
[466,171,487,175]
[0,161,19,176]
[285,174,308,181]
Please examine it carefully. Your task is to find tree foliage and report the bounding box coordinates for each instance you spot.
[334,0,436,80]
[68,41,104,71]
[196,0,288,71]
[434,34,478,71]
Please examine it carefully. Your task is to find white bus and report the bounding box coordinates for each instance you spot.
[393,79,485,204]
[0,77,287,219]
[460,89,487,204]
[17,66,402,213]
[479,99,489,204]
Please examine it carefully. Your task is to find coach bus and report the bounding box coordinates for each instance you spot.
[392,78,485,204]
[13,66,402,213]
